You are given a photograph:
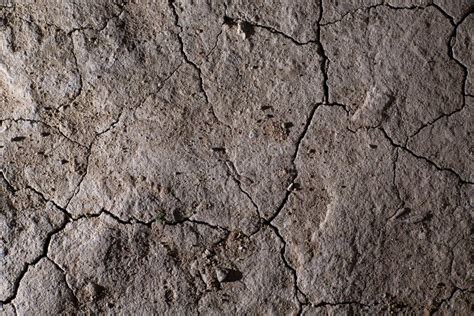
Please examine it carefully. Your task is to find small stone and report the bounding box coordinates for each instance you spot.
[215,267,230,283]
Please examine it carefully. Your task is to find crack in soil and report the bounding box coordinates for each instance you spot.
[1,1,472,313]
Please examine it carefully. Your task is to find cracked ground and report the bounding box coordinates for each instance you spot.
[0,0,473,314]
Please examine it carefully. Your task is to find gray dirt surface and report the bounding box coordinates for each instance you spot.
[0,0,473,314]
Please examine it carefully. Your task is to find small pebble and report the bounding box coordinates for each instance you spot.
[215,267,229,283]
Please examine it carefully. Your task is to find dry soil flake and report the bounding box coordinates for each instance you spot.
[0,0,473,315]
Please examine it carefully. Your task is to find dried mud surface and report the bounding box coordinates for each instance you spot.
[0,0,473,315]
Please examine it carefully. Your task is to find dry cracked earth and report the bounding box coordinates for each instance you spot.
[0,0,473,315]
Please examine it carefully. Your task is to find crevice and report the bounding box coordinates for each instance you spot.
[317,0,330,103]
[407,104,465,142]
[57,4,127,113]
[69,205,158,227]
[132,61,186,115]
[3,2,471,313]
[408,7,472,144]
[162,210,231,233]
[252,103,324,313]
[430,287,472,315]
[326,102,351,115]
[25,185,73,220]
[0,212,69,305]
[265,102,321,223]
[221,15,318,46]
[45,257,80,308]
[203,27,223,61]
[320,2,384,26]
[168,0,209,103]
[96,107,124,137]
[21,7,126,116]
[64,63,199,216]
[267,223,309,314]
[64,100,127,210]
[380,128,473,185]
[384,3,431,12]
[66,3,127,36]
[222,157,262,220]
[320,1,441,27]
[429,2,456,26]
[0,117,88,149]
[168,0,231,130]
[0,200,286,307]
[319,3,470,147]
[101,208,147,225]
[0,202,228,305]
[63,142,93,210]
[318,1,463,28]
[72,207,230,234]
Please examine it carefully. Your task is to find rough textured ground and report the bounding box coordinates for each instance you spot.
[0,0,473,315]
